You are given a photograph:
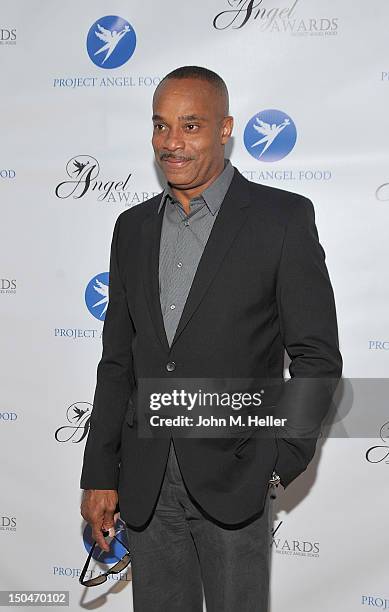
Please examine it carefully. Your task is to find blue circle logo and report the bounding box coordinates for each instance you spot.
[243,109,297,162]
[85,272,109,321]
[83,517,129,565]
[86,16,136,69]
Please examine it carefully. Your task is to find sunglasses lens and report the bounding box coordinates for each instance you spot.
[109,554,131,573]
[82,575,107,587]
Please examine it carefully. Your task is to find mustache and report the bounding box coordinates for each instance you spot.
[159,152,195,162]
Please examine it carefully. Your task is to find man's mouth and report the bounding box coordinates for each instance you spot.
[160,155,193,168]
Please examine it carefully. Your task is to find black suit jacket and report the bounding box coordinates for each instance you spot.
[80,168,342,528]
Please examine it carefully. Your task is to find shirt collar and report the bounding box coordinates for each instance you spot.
[157,159,234,215]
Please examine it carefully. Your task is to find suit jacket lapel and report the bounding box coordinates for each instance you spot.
[170,170,251,347]
[141,196,170,352]
[141,169,252,353]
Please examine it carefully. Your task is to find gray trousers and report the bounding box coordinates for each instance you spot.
[126,440,274,612]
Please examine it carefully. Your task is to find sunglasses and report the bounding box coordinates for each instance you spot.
[79,531,131,587]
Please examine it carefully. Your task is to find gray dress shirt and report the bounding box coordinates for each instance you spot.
[158,159,234,347]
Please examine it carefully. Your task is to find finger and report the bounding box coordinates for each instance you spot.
[91,523,110,552]
[102,509,115,535]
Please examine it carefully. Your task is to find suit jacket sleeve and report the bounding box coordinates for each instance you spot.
[273,195,343,488]
[80,213,135,490]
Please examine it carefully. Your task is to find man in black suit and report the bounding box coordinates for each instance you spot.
[80,66,342,611]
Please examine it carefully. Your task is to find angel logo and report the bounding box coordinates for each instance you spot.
[54,402,92,444]
[244,109,297,162]
[85,273,109,321]
[86,15,136,69]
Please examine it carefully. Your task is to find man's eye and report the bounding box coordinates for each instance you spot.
[185,124,198,131]
[153,124,165,131]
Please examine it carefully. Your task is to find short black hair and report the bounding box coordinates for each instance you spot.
[156,65,229,114]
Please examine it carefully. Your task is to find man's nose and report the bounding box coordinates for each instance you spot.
[163,128,185,151]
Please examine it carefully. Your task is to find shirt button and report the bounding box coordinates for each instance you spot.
[184,221,189,227]
[166,361,176,372]
[177,262,183,268]
[170,304,176,310]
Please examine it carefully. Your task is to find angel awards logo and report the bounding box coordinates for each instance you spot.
[86,15,136,69]
[365,421,389,464]
[54,402,92,444]
[244,109,297,162]
[85,273,109,321]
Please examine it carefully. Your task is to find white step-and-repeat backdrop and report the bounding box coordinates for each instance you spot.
[1,2,388,611]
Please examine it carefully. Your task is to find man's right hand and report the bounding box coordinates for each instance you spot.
[80,489,118,553]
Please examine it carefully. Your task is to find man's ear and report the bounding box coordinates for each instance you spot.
[221,116,234,144]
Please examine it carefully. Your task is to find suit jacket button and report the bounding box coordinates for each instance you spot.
[166,361,176,372]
